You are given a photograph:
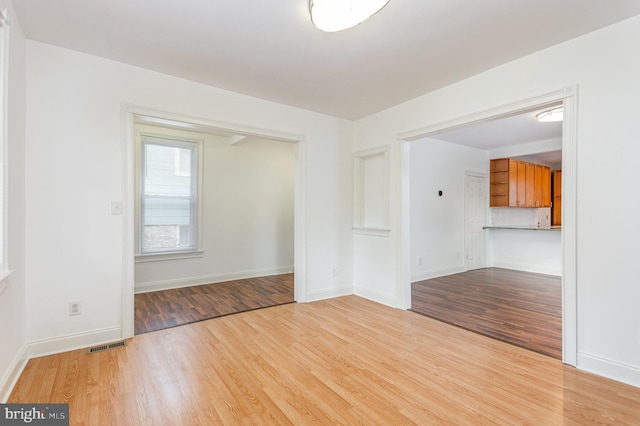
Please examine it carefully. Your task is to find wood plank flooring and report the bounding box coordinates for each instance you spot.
[134,273,294,334]
[10,296,640,425]
[411,267,562,359]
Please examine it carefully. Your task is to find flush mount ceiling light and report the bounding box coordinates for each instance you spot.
[536,107,564,122]
[310,0,391,32]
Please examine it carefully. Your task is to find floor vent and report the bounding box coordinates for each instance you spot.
[87,340,127,354]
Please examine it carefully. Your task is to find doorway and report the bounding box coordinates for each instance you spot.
[120,105,307,338]
[465,172,487,271]
[398,86,578,365]
[131,122,296,333]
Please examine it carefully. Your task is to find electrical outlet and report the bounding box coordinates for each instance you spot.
[68,300,82,316]
[418,257,423,266]
[332,268,338,277]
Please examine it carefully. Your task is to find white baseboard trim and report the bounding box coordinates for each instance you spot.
[306,285,353,303]
[0,343,28,403]
[28,326,124,359]
[490,262,561,276]
[134,265,294,294]
[577,352,640,389]
[411,266,466,283]
[353,285,396,308]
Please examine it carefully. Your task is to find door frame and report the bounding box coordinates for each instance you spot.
[120,104,307,339]
[395,85,578,366]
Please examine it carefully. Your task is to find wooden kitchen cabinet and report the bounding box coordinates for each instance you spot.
[490,158,516,207]
[525,162,535,207]
[490,158,551,208]
[542,166,551,207]
[552,170,562,225]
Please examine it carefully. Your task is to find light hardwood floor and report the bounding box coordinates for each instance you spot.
[10,296,640,425]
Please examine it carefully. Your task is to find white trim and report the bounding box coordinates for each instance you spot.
[396,85,579,366]
[411,266,466,283]
[135,250,204,263]
[353,285,396,308]
[131,107,303,144]
[352,227,390,236]
[396,139,411,309]
[0,7,9,280]
[134,265,294,294]
[293,137,308,302]
[0,343,28,403]
[122,104,308,339]
[398,89,568,142]
[560,86,578,366]
[577,352,640,389]
[27,326,123,359]
[489,262,561,277]
[121,104,136,339]
[306,285,353,303]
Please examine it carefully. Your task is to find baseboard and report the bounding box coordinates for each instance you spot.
[306,285,353,303]
[134,265,294,294]
[353,285,396,308]
[577,352,640,389]
[28,326,124,359]
[411,266,466,283]
[490,262,561,276]
[0,343,28,403]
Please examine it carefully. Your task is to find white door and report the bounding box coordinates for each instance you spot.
[465,173,486,270]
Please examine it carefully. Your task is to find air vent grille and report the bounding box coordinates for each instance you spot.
[87,340,127,354]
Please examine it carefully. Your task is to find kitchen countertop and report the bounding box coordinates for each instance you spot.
[483,225,561,231]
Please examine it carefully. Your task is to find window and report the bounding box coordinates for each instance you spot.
[0,8,10,285]
[139,135,200,255]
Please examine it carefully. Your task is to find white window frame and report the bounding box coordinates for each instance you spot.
[0,8,12,290]
[135,131,204,262]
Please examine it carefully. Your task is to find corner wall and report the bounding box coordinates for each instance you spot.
[24,41,353,355]
[354,15,640,387]
[0,0,27,402]
[409,138,488,282]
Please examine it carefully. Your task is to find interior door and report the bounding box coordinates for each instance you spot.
[465,173,487,270]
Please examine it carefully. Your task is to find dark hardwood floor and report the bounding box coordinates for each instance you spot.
[411,268,562,359]
[134,273,294,334]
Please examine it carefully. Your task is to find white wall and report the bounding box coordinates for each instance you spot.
[487,229,561,276]
[354,15,640,386]
[135,126,295,292]
[0,0,27,401]
[24,41,353,353]
[410,138,488,281]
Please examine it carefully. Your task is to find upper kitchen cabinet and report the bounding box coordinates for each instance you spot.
[490,158,551,208]
[552,170,562,226]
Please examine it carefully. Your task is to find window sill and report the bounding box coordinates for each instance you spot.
[353,227,391,237]
[135,250,204,263]
[0,269,15,294]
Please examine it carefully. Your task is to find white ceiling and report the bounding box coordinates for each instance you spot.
[427,104,563,167]
[12,1,640,120]
[429,106,562,151]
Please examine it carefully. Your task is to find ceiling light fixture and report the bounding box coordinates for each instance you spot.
[310,0,390,32]
[536,107,563,122]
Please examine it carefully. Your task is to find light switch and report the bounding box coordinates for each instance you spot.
[111,201,123,215]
